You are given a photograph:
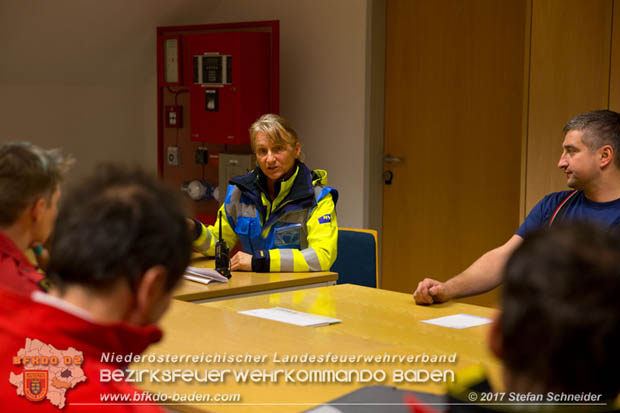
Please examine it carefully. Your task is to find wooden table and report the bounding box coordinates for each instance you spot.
[135,284,501,412]
[175,256,338,302]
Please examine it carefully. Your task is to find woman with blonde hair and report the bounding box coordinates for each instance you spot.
[191,114,338,272]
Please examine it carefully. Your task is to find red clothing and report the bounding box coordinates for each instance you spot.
[0,288,164,412]
[405,393,439,413]
[0,230,44,294]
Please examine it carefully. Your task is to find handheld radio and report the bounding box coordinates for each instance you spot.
[215,211,231,278]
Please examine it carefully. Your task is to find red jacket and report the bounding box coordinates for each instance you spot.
[0,230,44,294]
[0,287,164,412]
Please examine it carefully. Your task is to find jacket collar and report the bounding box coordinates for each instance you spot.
[0,287,162,368]
[0,230,33,269]
[230,162,317,229]
[231,161,315,206]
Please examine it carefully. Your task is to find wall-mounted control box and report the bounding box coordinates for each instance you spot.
[218,153,256,203]
[167,146,180,166]
[195,147,209,164]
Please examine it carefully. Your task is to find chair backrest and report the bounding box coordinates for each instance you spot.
[331,228,378,288]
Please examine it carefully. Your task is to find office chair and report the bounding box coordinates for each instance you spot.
[330,228,379,288]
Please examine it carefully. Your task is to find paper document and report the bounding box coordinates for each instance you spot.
[183,266,229,284]
[183,274,212,285]
[238,307,341,327]
[421,313,491,329]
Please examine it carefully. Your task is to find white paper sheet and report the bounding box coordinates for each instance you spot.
[421,313,491,329]
[183,274,212,285]
[238,307,341,327]
[184,266,228,283]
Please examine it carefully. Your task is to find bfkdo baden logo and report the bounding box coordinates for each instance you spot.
[10,338,86,409]
[24,370,48,401]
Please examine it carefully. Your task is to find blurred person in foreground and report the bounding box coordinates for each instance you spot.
[409,222,620,412]
[0,164,192,412]
[0,142,73,293]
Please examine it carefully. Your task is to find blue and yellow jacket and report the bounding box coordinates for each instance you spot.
[193,162,338,272]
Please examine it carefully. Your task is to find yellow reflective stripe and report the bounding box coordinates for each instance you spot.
[192,222,211,253]
[293,250,310,272]
[270,249,281,272]
[280,249,295,272]
[193,204,240,256]
[264,193,337,272]
[270,249,318,272]
[305,193,338,269]
[238,202,258,218]
[267,248,323,272]
[300,248,321,271]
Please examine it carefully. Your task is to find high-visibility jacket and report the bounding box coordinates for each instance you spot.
[193,162,338,272]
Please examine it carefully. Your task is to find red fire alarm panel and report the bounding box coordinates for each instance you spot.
[186,31,271,145]
[156,20,279,222]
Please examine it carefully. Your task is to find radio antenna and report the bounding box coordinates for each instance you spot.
[215,210,231,279]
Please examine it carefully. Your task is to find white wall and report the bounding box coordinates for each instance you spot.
[0,0,372,228]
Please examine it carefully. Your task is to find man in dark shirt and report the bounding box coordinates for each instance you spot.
[409,222,620,412]
[414,110,620,305]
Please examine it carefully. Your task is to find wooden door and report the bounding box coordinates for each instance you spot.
[382,0,527,307]
[525,0,612,213]
[612,1,620,112]
[612,2,620,112]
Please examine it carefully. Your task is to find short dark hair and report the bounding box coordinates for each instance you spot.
[0,142,73,226]
[47,164,191,292]
[563,109,620,168]
[501,221,620,400]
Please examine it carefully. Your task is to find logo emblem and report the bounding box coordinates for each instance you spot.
[318,214,331,224]
[11,339,86,409]
[24,370,48,402]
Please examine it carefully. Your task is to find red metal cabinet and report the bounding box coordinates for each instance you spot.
[186,32,271,145]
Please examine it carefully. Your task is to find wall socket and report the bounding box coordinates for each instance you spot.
[167,146,180,166]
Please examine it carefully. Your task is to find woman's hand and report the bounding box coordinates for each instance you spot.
[230,251,253,271]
